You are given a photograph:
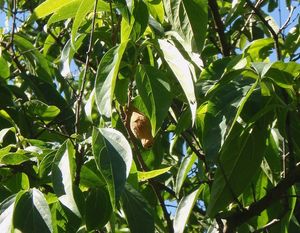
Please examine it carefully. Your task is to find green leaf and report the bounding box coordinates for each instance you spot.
[145,0,164,23]
[52,140,82,218]
[85,187,112,231]
[173,186,203,233]
[137,166,172,181]
[3,173,30,193]
[244,38,274,61]
[163,0,208,52]
[47,0,110,26]
[24,100,60,121]
[0,57,10,79]
[136,65,172,135]
[80,160,106,189]
[207,121,270,217]
[251,62,273,78]
[175,153,197,195]
[13,189,53,233]
[0,127,14,144]
[0,194,16,233]
[13,35,52,84]
[33,0,75,19]
[121,184,155,233]
[92,127,132,209]
[95,41,128,118]
[71,0,94,47]
[0,153,31,165]
[158,39,197,124]
[264,61,300,89]
[121,0,149,42]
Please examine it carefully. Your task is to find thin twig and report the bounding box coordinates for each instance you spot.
[74,0,99,186]
[208,0,231,57]
[252,219,280,233]
[10,0,17,55]
[278,6,295,34]
[245,0,281,60]
[75,0,99,134]
[109,1,115,45]
[231,0,264,49]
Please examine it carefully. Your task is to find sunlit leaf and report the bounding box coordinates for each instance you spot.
[173,186,203,233]
[137,166,171,181]
[95,41,128,118]
[52,140,82,218]
[163,0,208,52]
[158,39,197,124]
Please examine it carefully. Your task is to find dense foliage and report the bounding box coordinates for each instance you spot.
[0,0,300,232]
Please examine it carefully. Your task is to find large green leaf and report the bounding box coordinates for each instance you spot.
[264,61,300,89]
[163,0,208,52]
[85,187,112,231]
[173,186,203,233]
[158,39,197,124]
[52,140,82,218]
[121,0,149,42]
[33,0,75,19]
[207,120,270,217]
[92,127,132,209]
[47,0,110,26]
[71,0,94,47]
[0,195,16,233]
[13,189,53,233]
[121,184,154,233]
[95,41,128,118]
[136,65,172,135]
[0,153,31,165]
[145,0,164,23]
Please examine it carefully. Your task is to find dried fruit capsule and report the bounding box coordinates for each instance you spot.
[129,108,154,148]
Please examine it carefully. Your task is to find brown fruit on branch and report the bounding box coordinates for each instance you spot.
[129,108,154,148]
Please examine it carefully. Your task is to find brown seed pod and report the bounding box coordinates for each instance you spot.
[129,108,154,148]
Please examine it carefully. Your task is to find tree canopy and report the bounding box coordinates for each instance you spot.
[0,0,300,232]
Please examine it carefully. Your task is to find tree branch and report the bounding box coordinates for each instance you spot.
[224,162,300,232]
[74,0,99,186]
[245,0,281,60]
[208,0,231,57]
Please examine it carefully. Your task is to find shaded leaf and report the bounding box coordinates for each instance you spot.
[13,189,53,233]
[92,127,132,209]
[85,187,112,231]
[136,65,172,135]
[121,184,155,233]
[207,120,270,217]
